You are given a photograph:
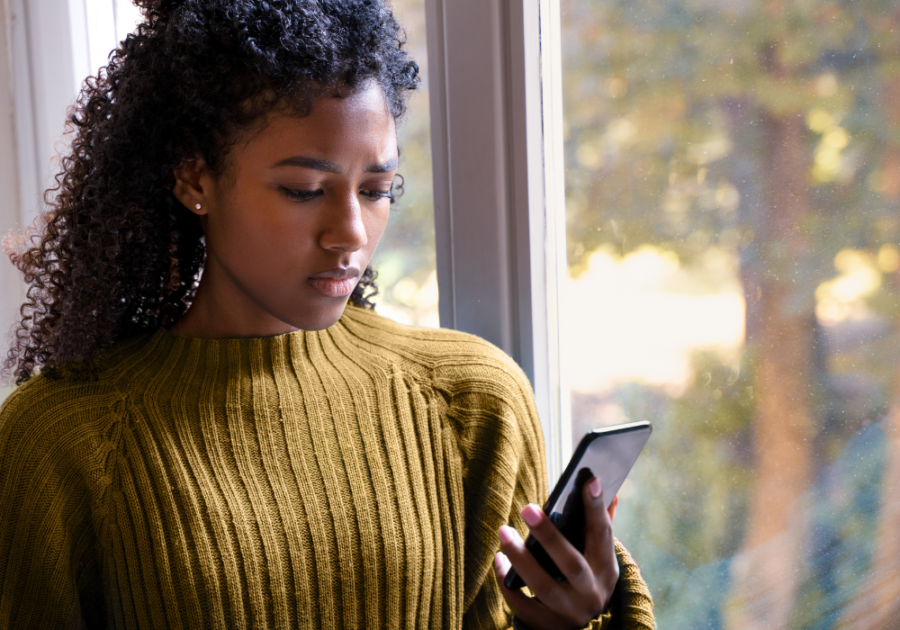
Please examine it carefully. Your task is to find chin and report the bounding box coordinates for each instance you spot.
[282,299,350,332]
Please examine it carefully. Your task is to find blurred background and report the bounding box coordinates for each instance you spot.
[559,1,900,628]
[366,0,438,329]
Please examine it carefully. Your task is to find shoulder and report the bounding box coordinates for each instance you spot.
[339,308,544,472]
[340,304,534,401]
[0,372,115,466]
[1,372,95,437]
[0,333,152,470]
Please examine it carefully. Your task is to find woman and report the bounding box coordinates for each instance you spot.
[0,1,654,628]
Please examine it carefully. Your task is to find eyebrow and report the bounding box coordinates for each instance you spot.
[272,156,399,174]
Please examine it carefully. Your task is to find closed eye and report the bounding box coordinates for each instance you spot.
[281,187,323,202]
[361,189,395,202]
[280,187,395,203]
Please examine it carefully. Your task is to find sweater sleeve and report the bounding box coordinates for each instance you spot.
[448,349,654,630]
[440,348,546,630]
[0,381,105,630]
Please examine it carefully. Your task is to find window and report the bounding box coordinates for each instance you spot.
[558,1,900,627]
[426,0,900,626]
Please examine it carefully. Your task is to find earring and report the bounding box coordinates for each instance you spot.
[195,203,202,210]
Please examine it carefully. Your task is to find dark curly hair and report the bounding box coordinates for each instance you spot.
[3,0,419,383]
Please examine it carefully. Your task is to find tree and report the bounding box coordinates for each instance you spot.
[836,53,900,629]
[560,0,900,627]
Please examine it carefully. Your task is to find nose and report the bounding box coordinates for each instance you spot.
[318,190,368,253]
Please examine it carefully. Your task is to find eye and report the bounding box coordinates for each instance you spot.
[360,189,395,202]
[281,187,323,202]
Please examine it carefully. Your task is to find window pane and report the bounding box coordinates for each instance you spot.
[367,0,438,328]
[560,2,900,627]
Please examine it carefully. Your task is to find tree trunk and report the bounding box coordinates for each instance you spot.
[725,112,815,630]
[836,75,900,629]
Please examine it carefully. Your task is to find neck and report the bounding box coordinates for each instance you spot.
[172,266,300,340]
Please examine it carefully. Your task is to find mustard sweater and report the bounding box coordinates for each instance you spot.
[0,305,653,629]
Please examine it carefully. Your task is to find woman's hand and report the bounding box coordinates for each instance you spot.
[494,478,620,630]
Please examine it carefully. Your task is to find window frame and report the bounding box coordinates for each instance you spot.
[0,0,23,405]
[0,0,157,400]
[424,0,570,480]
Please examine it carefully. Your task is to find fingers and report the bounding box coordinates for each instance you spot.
[520,504,594,587]
[494,552,564,630]
[582,478,619,592]
[498,524,571,602]
[608,495,618,523]
[496,484,621,629]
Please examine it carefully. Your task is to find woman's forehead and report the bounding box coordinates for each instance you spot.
[228,86,397,171]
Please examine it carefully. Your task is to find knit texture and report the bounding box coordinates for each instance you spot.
[0,305,654,629]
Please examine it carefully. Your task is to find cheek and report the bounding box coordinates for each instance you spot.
[365,206,391,251]
[212,194,315,267]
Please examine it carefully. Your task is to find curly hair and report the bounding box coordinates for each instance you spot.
[3,0,419,384]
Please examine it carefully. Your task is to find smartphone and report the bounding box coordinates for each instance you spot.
[503,420,652,591]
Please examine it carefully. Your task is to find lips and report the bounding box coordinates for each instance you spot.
[308,268,360,298]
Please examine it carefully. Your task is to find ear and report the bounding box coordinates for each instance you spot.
[173,157,212,216]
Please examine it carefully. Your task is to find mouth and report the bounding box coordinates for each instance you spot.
[308,267,361,298]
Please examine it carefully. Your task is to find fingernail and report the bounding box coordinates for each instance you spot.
[498,525,517,546]
[521,504,542,527]
[589,477,602,499]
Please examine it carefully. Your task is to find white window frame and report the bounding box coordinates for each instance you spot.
[425,0,570,480]
[8,0,118,228]
[0,0,23,392]
[1,0,119,400]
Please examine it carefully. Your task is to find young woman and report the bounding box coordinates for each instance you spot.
[0,1,654,628]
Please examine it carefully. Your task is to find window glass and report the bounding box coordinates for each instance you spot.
[559,1,900,627]
[367,0,438,328]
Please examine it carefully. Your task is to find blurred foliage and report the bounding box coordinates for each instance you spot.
[560,0,900,627]
[789,421,884,629]
[607,347,889,628]
[611,352,755,623]
[561,0,900,281]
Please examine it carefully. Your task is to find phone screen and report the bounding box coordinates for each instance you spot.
[503,421,651,591]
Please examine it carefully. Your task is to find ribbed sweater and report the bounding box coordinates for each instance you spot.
[0,305,654,629]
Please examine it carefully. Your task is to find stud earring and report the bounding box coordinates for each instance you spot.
[194,203,202,210]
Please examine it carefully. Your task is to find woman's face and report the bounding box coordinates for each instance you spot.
[174,84,398,337]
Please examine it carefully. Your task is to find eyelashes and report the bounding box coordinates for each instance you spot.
[281,188,323,201]
[280,187,395,203]
[361,190,396,202]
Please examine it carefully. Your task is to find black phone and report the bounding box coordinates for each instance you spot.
[503,420,652,591]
